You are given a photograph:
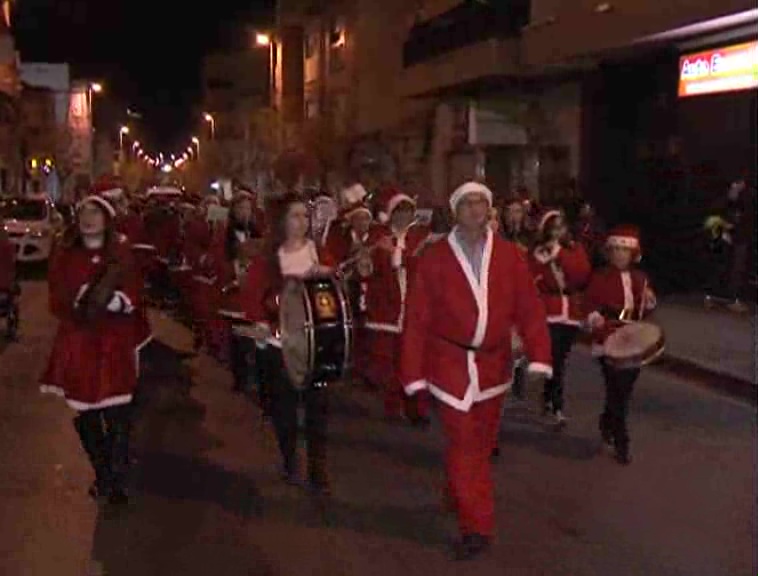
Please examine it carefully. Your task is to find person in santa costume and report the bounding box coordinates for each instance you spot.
[238,192,336,494]
[529,208,592,427]
[39,193,143,505]
[209,191,264,389]
[364,186,431,424]
[585,225,657,464]
[400,181,552,560]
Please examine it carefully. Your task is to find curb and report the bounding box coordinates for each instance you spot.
[575,339,755,405]
[653,355,756,405]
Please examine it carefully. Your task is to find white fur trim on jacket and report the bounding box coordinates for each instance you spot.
[78,195,116,218]
[449,182,493,213]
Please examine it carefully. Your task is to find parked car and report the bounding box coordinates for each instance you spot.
[0,195,65,262]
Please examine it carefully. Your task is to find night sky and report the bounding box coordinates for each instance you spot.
[12,0,274,152]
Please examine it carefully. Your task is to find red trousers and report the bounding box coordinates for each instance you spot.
[437,396,504,536]
[366,330,428,418]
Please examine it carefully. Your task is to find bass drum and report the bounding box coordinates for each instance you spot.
[279,275,353,389]
[604,321,665,370]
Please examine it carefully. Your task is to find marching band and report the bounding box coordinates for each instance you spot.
[36,175,660,561]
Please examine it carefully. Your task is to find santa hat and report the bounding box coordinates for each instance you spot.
[536,208,562,236]
[77,194,116,219]
[339,183,368,207]
[375,186,416,223]
[449,181,493,213]
[340,200,372,221]
[606,225,642,260]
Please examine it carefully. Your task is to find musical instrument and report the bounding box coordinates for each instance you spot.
[603,321,665,369]
[279,274,353,389]
[74,246,125,324]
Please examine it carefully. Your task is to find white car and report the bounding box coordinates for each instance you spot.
[1,195,64,262]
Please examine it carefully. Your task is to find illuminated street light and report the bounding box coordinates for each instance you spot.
[255,33,271,46]
[90,82,103,93]
[191,136,201,158]
[203,113,215,139]
[132,140,140,151]
[119,126,129,150]
[162,164,173,173]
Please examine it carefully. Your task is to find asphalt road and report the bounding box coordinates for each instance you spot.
[0,280,754,576]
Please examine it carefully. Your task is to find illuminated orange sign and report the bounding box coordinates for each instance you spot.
[678,40,758,98]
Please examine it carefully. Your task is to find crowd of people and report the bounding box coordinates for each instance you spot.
[0,175,663,561]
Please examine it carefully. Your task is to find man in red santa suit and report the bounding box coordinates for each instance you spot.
[40,192,143,505]
[400,181,552,560]
[364,186,431,424]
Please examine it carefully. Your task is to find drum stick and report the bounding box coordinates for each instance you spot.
[639,279,648,321]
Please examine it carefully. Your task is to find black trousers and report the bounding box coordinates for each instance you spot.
[73,404,132,492]
[544,324,579,412]
[230,334,254,392]
[599,359,639,450]
[260,348,328,481]
[510,362,527,399]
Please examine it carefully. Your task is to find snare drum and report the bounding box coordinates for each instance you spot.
[279,275,353,389]
[604,321,665,370]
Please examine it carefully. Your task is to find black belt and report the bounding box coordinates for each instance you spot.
[438,334,500,353]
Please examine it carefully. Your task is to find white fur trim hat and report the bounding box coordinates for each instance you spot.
[340,183,368,207]
[537,209,562,235]
[77,195,116,218]
[449,181,493,213]
[376,186,416,223]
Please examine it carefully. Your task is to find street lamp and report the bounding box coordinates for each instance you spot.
[90,82,103,93]
[204,113,215,139]
[119,126,129,150]
[132,140,140,152]
[255,32,271,46]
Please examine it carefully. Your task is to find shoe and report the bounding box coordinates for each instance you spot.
[307,476,331,497]
[614,443,631,465]
[553,410,567,430]
[409,415,431,429]
[108,487,129,506]
[451,533,491,561]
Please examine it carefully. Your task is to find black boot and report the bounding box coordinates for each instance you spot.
[73,411,110,499]
[598,414,614,448]
[103,405,132,505]
[614,441,631,465]
[452,533,491,561]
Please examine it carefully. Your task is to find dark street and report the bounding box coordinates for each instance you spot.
[0,280,754,576]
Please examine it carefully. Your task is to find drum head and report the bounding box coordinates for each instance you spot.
[280,278,311,387]
[605,322,663,359]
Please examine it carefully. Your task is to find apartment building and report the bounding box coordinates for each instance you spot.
[274,0,756,211]
[201,47,271,182]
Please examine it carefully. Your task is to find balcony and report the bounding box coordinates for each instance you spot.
[401,1,529,97]
[522,0,758,68]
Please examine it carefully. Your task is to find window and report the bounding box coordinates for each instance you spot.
[329,16,346,72]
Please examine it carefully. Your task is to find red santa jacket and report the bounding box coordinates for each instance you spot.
[400,229,553,412]
[0,232,16,291]
[364,224,430,333]
[115,212,148,247]
[584,267,657,355]
[183,215,215,268]
[529,241,591,325]
[238,240,335,348]
[40,236,142,410]
[323,221,383,266]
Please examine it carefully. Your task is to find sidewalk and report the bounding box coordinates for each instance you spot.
[650,294,755,400]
